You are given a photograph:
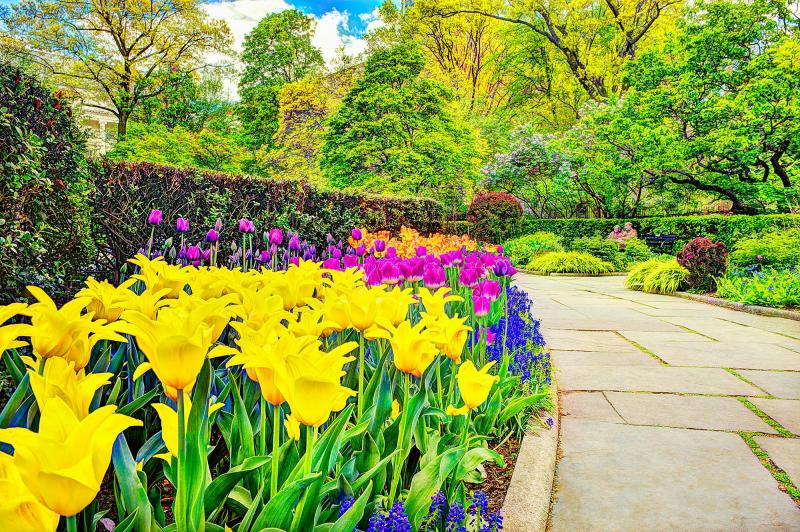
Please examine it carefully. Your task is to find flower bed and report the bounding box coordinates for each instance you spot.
[0,224,549,531]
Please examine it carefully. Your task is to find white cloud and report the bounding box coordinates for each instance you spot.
[203,0,293,51]
[359,6,385,34]
[312,9,368,64]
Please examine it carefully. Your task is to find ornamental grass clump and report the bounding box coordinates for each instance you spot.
[502,232,564,266]
[527,251,613,275]
[626,258,688,295]
[0,228,548,531]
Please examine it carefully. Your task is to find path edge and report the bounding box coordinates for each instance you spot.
[674,292,800,322]
[500,377,560,532]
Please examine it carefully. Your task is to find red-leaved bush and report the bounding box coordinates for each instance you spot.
[467,192,522,243]
[676,237,728,291]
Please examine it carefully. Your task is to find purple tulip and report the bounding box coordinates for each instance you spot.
[459,267,480,288]
[257,249,270,263]
[475,279,501,302]
[290,256,300,266]
[492,258,513,277]
[289,234,300,252]
[423,265,447,289]
[497,245,504,255]
[380,262,400,285]
[343,254,359,269]
[323,257,341,271]
[238,218,255,233]
[269,228,284,246]
[356,244,366,257]
[147,209,163,226]
[386,246,397,258]
[205,229,219,243]
[365,268,383,286]
[214,218,223,231]
[176,217,189,233]
[202,248,211,261]
[302,249,314,261]
[473,295,491,317]
[351,228,363,241]
[485,327,497,345]
[374,240,386,253]
[186,245,201,262]
[415,246,427,257]
[177,245,187,260]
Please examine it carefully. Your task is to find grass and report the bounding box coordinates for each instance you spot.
[527,251,614,275]
[740,432,800,504]
[626,258,688,294]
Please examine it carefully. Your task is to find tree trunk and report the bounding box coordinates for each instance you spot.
[117,112,129,141]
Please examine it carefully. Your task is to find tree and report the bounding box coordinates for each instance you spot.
[238,9,324,154]
[576,0,800,214]
[2,0,231,140]
[321,43,481,209]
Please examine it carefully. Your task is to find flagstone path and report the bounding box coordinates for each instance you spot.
[514,273,800,531]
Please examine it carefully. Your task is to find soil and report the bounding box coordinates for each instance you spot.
[467,435,522,513]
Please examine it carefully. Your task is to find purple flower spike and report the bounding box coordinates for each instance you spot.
[147,209,163,226]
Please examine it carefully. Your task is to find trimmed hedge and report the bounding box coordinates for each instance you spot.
[89,160,446,281]
[510,214,800,252]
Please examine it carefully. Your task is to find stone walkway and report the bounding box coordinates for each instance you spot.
[514,273,800,531]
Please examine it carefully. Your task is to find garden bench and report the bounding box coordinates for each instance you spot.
[643,233,677,250]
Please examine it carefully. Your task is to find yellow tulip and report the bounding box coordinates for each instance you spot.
[164,292,239,342]
[265,261,324,310]
[152,395,224,460]
[0,397,141,517]
[288,307,338,338]
[123,304,219,392]
[450,361,499,415]
[27,356,112,419]
[130,254,193,298]
[0,453,59,531]
[0,323,31,356]
[424,314,472,364]
[26,286,128,369]
[112,287,172,320]
[373,320,439,378]
[391,399,401,420]
[275,341,357,427]
[321,267,364,298]
[75,277,137,322]
[377,286,417,326]
[305,296,351,334]
[418,287,462,318]
[344,287,381,331]
[285,414,301,441]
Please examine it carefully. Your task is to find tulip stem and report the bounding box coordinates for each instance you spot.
[501,278,509,361]
[389,373,410,506]
[259,397,266,456]
[176,391,186,532]
[436,359,443,409]
[66,515,77,532]
[305,425,316,476]
[357,334,365,419]
[271,404,281,497]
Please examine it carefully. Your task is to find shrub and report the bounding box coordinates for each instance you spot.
[89,160,446,282]
[626,258,688,294]
[527,251,613,275]
[623,238,652,267]
[502,232,563,266]
[716,269,800,309]
[467,192,522,243]
[512,214,800,253]
[0,63,93,302]
[676,237,729,291]
[569,236,624,270]
[728,229,800,272]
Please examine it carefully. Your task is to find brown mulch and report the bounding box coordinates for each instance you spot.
[466,435,522,513]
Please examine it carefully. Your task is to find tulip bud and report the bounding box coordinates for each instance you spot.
[238,218,255,233]
[147,209,163,226]
[269,228,284,246]
[351,228,363,241]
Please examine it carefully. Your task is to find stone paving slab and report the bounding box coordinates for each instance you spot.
[751,398,800,435]
[621,341,800,371]
[552,420,800,531]
[663,317,792,343]
[540,318,683,332]
[755,437,800,488]
[557,365,763,395]
[561,392,623,423]
[738,370,800,399]
[552,350,660,367]
[544,330,639,352]
[605,391,776,433]
[619,330,714,345]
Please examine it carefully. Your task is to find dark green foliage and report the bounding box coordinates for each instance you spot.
[728,229,800,271]
[89,160,445,282]
[676,237,729,291]
[321,43,480,207]
[467,192,522,243]
[502,232,563,267]
[0,63,93,302]
[716,269,800,309]
[510,214,800,253]
[569,236,624,270]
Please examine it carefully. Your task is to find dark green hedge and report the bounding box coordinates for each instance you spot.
[89,160,446,281]
[509,214,800,253]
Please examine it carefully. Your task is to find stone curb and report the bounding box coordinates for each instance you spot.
[501,378,560,532]
[674,292,800,322]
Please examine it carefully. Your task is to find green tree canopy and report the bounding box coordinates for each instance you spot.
[321,43,481,209]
